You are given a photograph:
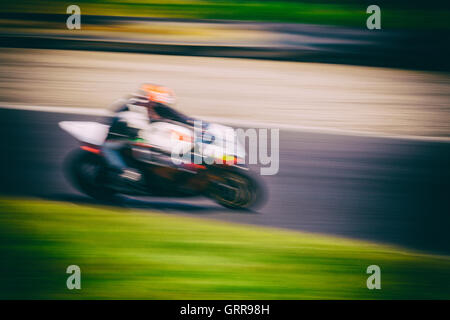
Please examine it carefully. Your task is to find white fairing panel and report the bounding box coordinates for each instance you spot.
[204,123,246,159]
[139,122,193,155]
[59,120,246,161]
[59,121,110,146]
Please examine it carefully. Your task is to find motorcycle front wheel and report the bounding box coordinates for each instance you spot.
[207,168,266,210]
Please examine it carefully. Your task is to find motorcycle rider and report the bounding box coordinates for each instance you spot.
[102,83,190,184]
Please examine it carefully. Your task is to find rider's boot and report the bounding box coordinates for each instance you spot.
[107,167,142,192]
[119,168,142,182]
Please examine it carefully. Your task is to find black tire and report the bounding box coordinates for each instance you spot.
[207,168,266,210]
[65,149,117,202]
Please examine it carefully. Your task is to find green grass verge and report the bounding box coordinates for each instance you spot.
[4,0,450,30]
[0,198,449,299]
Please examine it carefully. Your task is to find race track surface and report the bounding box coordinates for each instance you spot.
[1,108,449,254]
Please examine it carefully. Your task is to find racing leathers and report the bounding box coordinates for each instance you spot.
[102,96,191,182]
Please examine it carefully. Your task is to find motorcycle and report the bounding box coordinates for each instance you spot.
[58,118,266,210]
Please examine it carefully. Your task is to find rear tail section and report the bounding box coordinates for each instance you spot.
[59,121,109,146]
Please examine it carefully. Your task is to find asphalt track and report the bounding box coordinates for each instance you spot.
[1,108,449,255]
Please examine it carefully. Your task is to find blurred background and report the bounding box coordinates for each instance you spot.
[0,0,449,299]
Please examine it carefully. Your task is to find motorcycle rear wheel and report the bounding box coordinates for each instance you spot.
[66,150,117,202]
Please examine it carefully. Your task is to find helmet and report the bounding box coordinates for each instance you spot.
[137,83,176,106]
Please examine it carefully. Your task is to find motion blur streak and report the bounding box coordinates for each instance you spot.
[0,108,449,254]
[0,49,449,138]
[0,0,449,301]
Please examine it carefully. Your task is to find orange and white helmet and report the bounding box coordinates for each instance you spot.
[137,83,176,106]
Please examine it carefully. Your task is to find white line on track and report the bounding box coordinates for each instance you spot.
[1,103,449,142]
